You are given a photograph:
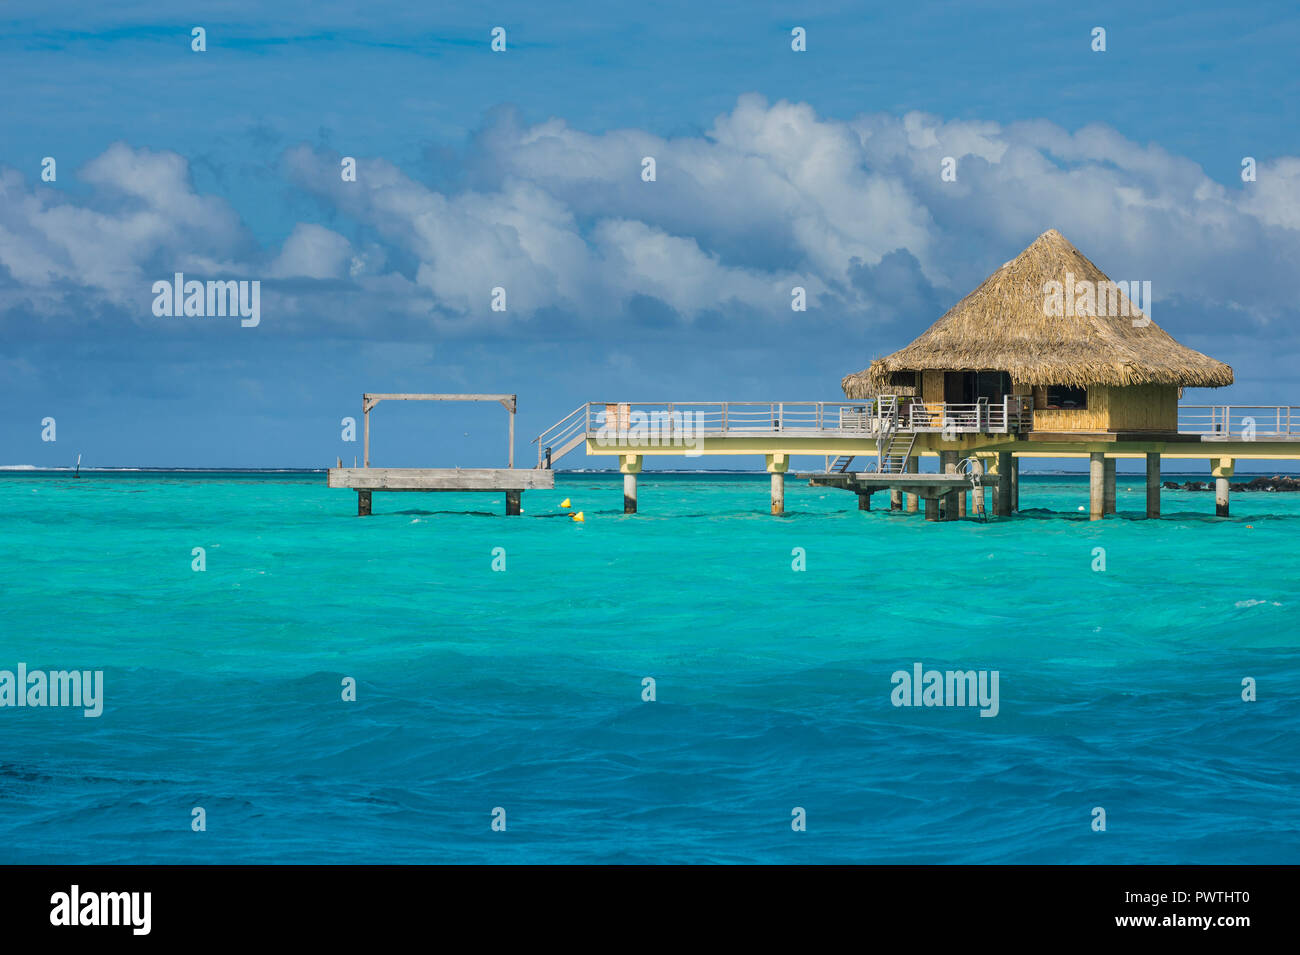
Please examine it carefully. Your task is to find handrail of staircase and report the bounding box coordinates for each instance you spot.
[532,403,591,467]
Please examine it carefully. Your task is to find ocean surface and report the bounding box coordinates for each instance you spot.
[1,470,1297,864]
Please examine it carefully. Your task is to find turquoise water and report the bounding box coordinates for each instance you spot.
[1,470,1297,863]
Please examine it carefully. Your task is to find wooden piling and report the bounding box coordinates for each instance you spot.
[1103,456,1116,515]
[890,488,902,511]
[620,453,641,514]
[924,497,940,521]
[996,451,1012,516]
[905,455,919,514]
[505,489,521,515]
[1010,455,1020,512]
[858,492,871,511]
[358,490,372,516]
[767,453,788,516]
[1145,452,1161,519]
[1212,457,1234,517]
[1089,452,1105,521]
[940,451,959,521]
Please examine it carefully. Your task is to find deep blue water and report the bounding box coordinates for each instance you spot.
[1,471,1297,863]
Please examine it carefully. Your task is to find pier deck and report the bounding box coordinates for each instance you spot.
[327,468,554,491]
[328,467,553,515]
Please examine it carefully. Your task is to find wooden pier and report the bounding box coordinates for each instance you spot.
[329,394,553,515]
[531,397,1300,520]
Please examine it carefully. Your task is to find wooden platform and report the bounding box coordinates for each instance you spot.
[328,467,554,515]
[798,471,972,497]
[328,468,553,491]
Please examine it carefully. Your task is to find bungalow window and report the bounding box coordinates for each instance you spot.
[1043,385,1087,410]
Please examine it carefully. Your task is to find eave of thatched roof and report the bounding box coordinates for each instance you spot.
[841,229,1233,398]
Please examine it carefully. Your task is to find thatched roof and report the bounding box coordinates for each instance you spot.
[842,229,1233,398]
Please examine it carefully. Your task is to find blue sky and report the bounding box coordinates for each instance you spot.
[3,1,1299,468]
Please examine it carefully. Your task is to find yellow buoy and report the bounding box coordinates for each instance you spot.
[560,498,571,508]
[571,511,584,522]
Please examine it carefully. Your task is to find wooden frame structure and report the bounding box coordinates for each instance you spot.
[330,392,552,516]
[362,393,516,468]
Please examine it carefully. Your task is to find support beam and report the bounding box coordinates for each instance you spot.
[924,497,940,521]
[905,455,919,514]
[363,407,370,468]
[940,451,959,521]
[358,490,372,516]
[1212,457,1234,518]
[620,453,642,514]
[1145,452,1161,519]
[1103,456,1116,515]
[1010,455,1020,512]
[505,489,521,515]
[1089,452,1105,521]
[767,453,788,516]
[858,492,871,511]
[996,451,1012,517]
[890,488,901,511]
[971,458,987,517]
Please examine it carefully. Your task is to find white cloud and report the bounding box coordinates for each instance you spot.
[271,224,353,279]
[3,98,1298,340]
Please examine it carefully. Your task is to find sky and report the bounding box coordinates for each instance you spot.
[2,0,1299,469]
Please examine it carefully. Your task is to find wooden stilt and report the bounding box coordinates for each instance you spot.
[1213,457,1234,517]
[505,489,521,515]
[858,492,870,511]
[766,454,788,516]
[890,488,902,511]
[1145,452,1161,519]
[1089,452,1104,521]
[1010,455,1020,512]
[996,451,1012,517]
[940,451,959,520]
[924,497,939,521]
[1103,457,1116,515]
[905,456,919,513]
[358,490,372,516]
[620,453,641,514]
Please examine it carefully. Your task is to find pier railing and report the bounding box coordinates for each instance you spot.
[1178,405,1300,438]
[534,396,1034,466]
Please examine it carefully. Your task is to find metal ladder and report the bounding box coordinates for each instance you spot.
[829,455,856,473]
[956,456,988,519]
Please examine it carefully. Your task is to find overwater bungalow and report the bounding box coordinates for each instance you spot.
[840,229,1233,437]
[831,228,1239,519]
